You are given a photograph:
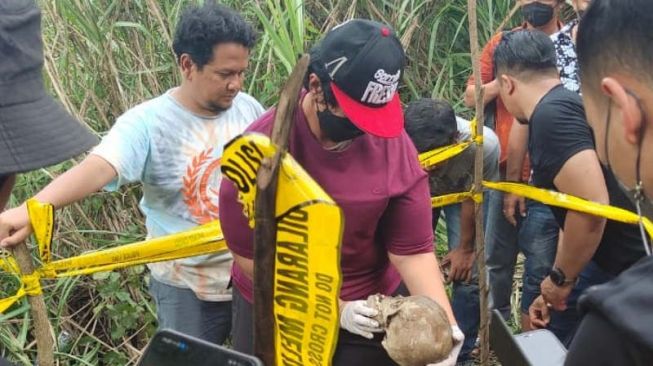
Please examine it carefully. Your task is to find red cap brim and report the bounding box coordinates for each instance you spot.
[331,82,404,138]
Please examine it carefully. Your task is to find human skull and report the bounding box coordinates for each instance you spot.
[367,294,453,366]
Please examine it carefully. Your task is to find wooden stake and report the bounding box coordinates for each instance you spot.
[467,0,490,365]
[11,243,54,366]
[253,54,310,366]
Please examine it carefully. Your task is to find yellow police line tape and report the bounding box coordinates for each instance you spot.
[221,133,341,365]
[431,190,482,208]
[418,141,472,170]
[2,114,650,319]
[0,201,227,313]
[422,117,480,207]
[417,118,484,169]
[0,116,472,313]
[0,115,481,312]
[430,182,653,238]
[469,117,483,145]
[483,181,653,237]
[1,132,342,366]
[423,117,653,236]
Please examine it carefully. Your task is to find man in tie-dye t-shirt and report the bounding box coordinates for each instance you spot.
[0,3,263,344]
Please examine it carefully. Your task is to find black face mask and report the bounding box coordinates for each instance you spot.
[522,2,554,27]
[317,108,364,143]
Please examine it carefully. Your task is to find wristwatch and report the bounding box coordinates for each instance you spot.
[548,267,577,287]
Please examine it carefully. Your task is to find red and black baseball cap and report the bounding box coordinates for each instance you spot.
[309,19,406,138]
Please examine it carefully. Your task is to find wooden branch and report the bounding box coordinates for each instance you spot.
[11,243,54,366]
[494,3,520,35]
[467,0,490,365]
[253,54,310,366]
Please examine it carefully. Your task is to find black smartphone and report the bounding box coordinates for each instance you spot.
[138,329,263,366]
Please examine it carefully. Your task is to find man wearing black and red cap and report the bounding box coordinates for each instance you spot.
[219,19,463,365]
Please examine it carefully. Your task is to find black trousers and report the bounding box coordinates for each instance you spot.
[232,284,409,366]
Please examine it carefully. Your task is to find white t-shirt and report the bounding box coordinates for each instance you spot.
[92,89,265,301]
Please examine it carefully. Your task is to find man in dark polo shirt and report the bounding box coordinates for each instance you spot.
[493,29,647,342]
[563,0,653,364]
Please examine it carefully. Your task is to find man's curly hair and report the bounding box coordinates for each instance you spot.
[172,2,257,69]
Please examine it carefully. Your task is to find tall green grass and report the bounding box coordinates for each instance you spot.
[0,0,537,364]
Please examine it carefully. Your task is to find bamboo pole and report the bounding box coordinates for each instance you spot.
[252,54,310,366]
[466,0,489,365]
[11,243,54,366]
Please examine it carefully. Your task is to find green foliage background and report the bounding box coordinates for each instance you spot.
[0,0,532,364]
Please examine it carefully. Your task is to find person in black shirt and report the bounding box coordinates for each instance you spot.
[528,86,644,276]
[493,29,647,342]
[562,0,653,364]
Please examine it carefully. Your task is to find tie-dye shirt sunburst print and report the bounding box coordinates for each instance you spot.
[92,88,264,301]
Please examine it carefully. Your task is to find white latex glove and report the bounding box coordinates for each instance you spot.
[428,325,465,366]
[339,300,383,339]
